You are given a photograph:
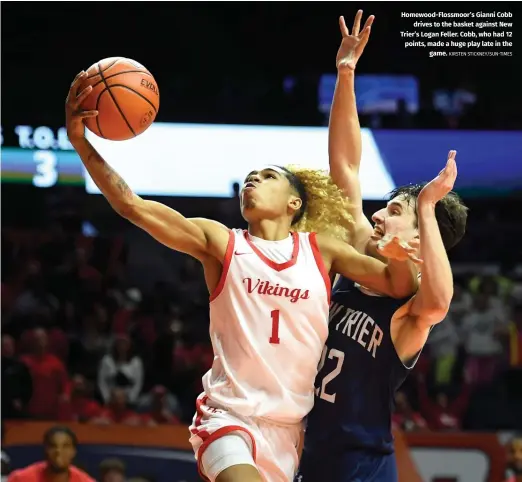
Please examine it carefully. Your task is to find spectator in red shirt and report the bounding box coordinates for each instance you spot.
[8,426,94,482]
[90,388,145,426]
[21,328,69,420]
[417,375,471,431]
[59,374,101,423]
[392,390,428,432]
[145,385,181,425]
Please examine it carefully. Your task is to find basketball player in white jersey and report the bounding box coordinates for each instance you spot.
[65,73,421,482]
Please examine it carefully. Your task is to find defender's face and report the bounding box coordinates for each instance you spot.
[367,195,419,259]
[240,168,300,223]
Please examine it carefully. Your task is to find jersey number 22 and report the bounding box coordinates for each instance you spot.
[315,345,345,403]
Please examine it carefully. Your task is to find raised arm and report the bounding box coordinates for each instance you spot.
[317,234,419,299]
[65,71,228,261]
[407,152,459,326]
[329,12,374,247]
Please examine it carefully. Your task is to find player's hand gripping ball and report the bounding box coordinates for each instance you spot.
[79,57,160,141]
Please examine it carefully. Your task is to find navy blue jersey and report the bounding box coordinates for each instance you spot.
[304,276,413,455]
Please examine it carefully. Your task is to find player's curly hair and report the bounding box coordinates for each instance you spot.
[284,165,354,242]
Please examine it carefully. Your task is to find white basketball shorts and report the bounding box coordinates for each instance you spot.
[189,393,301,482]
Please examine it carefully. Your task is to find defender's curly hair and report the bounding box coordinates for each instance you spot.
[284,165,354,242]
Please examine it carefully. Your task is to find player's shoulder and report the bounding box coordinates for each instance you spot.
[313,232,355,258]
[8,462,45,480]
[189,217,230,233]
[70,465,96,481]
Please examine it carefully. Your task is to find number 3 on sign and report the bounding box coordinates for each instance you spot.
[270,310,280,344]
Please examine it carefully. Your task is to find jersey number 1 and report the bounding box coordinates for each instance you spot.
[270,310,280,344]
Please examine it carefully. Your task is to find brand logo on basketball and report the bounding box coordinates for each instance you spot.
[243,277,310,303]
[140,110,154,126]
[140,78,159,95]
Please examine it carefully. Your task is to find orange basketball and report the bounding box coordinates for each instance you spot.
[79,57,160,141]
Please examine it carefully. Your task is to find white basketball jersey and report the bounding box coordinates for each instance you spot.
[203,229,330,425]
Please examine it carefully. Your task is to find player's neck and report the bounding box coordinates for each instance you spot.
[44,466,70,482]
[248,219,291,241]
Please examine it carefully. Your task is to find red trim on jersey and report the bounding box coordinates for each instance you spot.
[209,230,235,302]
[244,230,299,272]
[190,395,210,438]
[196,425,258,481]
[309,232,331,304]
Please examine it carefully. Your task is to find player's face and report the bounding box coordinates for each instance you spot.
[45,433,76,472]
[240,168,301,224]
[367,194,419,259]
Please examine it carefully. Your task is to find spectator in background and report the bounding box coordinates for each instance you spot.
[469,271,514,303]
[99,458,126,482]
[10,261,59,322]
[74,247,102,287]
[59,374,102,423]
[98,335,143,405]
[426,316,461,386]
[1,334,32,419]
[504,434,522,482]
[21,328,68,420]
[8,426,94,482]
[75,308,111,380]
[91,387,144,426]
[447,282,473,324]
[506,304,522,368]
[137,385,181,425]
[417,374,470,431]
[392,391,428,432]
[461,293,507,384]
[477,276,510,318]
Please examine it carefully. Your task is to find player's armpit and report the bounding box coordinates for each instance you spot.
[124,200,229,261]
[317,234,414,299]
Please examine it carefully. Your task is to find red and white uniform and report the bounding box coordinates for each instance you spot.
[190,229,330,481]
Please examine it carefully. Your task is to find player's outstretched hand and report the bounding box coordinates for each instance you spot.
[417,151,458,206]
[65,71,98,143]
[336,10,375,71]
[377,235,423,265]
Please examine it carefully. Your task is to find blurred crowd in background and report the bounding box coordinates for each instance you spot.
[2,192,522,433]
[2,4,522,481]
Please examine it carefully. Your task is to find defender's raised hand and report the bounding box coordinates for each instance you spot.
[65,71,98,143]
[336,10,375,71]
[418,151,458,206]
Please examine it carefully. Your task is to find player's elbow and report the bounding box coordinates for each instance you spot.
[416,306,449,327]
[429,286,454,315]
[415,296,452,326]
[115,197,143,220]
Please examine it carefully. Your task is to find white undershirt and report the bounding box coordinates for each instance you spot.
[247,233,294,263]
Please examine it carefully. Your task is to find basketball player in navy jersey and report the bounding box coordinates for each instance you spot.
[296,12,469,482]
